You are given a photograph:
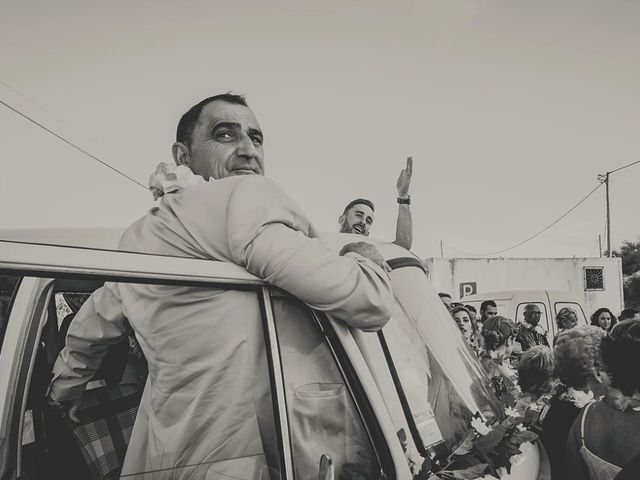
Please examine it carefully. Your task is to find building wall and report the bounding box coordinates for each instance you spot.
[423,257,624,316]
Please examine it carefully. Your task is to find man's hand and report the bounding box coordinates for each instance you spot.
[340,242,391,272]
[48,397,82,424]
[396,156,413,198]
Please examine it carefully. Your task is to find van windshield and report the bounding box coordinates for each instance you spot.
[380,267,504,453]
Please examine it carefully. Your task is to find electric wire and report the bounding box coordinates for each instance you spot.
[444,182,604,257]
[0,96,148,190]
[0,79,131,169]
[608,159,640,175]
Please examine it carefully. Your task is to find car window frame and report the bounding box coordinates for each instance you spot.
[0,275,23,353]
[0,277,54,479]
[270,292,395,480]
[0,266,296,480]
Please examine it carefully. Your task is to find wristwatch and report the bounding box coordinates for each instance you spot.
[397,196,411,205]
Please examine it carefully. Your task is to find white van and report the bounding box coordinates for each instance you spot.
[0,232,547,479]
[461,290,589,344]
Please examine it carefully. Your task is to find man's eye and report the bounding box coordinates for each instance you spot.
[215,131,234,141]
[251,136,263,146]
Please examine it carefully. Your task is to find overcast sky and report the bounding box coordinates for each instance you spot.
[1,0,638,259]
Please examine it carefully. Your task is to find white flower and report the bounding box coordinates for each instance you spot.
[516,424,527,432]
[148,162,206,200]
[505,406,519,418]
[471,417,492,436]
[566,388,594,408]
[510,452,525,467]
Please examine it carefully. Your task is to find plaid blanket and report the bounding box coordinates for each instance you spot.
[63,384,143,480]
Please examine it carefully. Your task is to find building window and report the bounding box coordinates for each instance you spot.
[584,267,605,291]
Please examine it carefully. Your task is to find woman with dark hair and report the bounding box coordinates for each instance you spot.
[590,308,617,332]
[537,326,605,479]
[479,316,518,400]
[563,319,640,479]
[451,306,481,353]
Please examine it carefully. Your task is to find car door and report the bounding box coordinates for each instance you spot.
[0,250,291,480]
[268,292,399,479]
[0,243,401,480]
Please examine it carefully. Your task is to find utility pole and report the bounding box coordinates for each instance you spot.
[605,172,611,258]
[598,234,602,258]
[440,240,444,259]
[598,159,640,259]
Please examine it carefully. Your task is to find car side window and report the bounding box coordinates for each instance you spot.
[0,275,21,354]
[19,278,284,480]
[271,296,381,480]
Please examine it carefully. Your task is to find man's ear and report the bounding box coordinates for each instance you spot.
[172,142,191,168]
[338,214,345,226]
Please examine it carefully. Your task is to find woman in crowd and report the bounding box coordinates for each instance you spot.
[554,307,579,344]
[516,345,555,416]
[590,308,617,332]
[538,326,606,480]
[451,306,481,353]
[563,319,640,479]
[479,316,518,401]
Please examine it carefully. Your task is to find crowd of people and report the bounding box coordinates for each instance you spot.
[440,294,640,479]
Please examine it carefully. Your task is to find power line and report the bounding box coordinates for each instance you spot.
[0,96,148,190]
[0,79,129,165]
[444,182,604,257]
[608,159,640,175]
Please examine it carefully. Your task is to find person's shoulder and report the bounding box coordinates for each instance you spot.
[180,175,285,200]
[118,215,149,251]
[225,175,286,196]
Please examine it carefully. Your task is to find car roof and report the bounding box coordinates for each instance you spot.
[0,229,417,285]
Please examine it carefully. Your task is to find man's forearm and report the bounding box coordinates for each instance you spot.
[48,284,127,401]
[393,204,412,250]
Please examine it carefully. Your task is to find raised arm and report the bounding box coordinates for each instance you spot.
[227,176,394,331]
[392,157,413,250]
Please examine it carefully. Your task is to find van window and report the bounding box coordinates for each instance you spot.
[271,296,382,480]
[554,302,587,326]
[0,275,21,354]
[515,302,550,333]
[18,277,283,480]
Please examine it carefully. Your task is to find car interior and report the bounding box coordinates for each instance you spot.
[20,278,148,480]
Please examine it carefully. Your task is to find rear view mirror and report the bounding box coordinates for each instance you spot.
[318,454,334,480]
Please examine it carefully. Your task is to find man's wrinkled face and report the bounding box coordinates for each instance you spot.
[181,100,265,180]
[597,312,612,330]
[524,307,542,327]
[483,306,498,320]
[453,311,472,340]
[339,204,374,236]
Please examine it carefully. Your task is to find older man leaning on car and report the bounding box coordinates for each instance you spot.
[48,93,394,479]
